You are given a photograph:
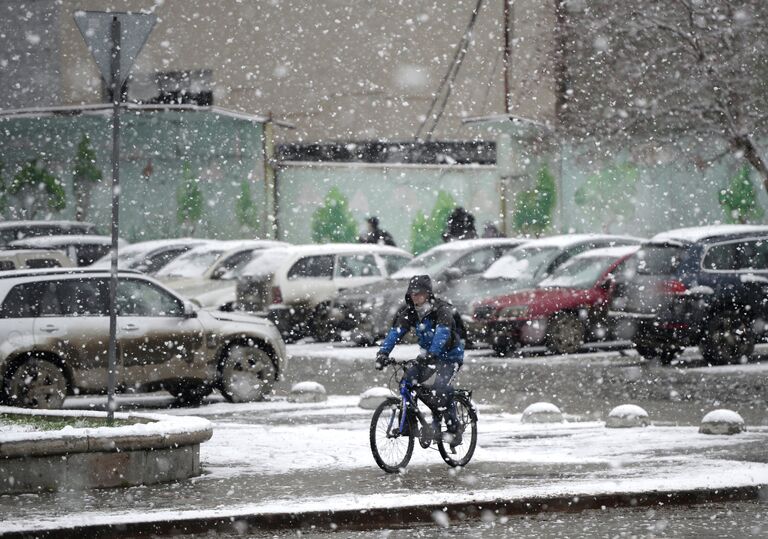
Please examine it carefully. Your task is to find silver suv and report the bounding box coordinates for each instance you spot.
[0,269,286,409]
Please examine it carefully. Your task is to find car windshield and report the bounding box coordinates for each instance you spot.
[156,248,228,278]
[391,249,458,279]
[483,246,559,280]
[91,246,152,269]
[538,256,613,289]
[239,250,293,278]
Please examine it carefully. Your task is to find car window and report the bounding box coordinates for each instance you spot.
[0,282,45,317]
[735,239,768,271]
[25,258,62,269]
[157,247,227,278]
[636,245,686,275]
[117,279,184,316]
[214,250,258,280]
[140,247,189,274]
[336,254,381,278]
[0,260,16,271]
[392,249,456,279]
[381,254,411,275]
[35,279,108,317]
[538,255,614,289]
[288,255,334,280]
[453,248,498,275]
[703,239,768,272]
[75,244,110,266]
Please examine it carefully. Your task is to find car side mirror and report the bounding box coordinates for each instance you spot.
[183,300,198,318]
[211,266,228,280]
[599,276,614,292]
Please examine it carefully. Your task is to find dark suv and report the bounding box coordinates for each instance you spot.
[610,225,768,365]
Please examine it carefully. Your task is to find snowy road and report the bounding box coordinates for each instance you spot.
[2,343,768,535]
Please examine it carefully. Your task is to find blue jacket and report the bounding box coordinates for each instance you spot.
[379,296,464,363]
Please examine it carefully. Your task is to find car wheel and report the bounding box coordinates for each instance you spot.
[219,343,276,403]
[634,343,681,365]
[546,313,584,355]
[700,311,754,365]
[491,334,516,356]
[311,303,337,342]
[169,380,212,406]
[4,356,67,409]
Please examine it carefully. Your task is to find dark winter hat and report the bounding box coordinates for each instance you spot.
[407,274,432,296]
[366,216,380,227]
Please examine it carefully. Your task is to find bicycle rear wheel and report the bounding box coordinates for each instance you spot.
[438,394,478,467]
[370,398,414,473]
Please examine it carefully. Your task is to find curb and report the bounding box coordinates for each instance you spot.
[2,484,763,538]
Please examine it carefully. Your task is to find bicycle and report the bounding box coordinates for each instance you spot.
[369,359,478,473]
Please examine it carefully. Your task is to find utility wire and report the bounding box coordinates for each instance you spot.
[415,0,486,142]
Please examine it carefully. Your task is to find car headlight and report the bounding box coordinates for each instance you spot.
[497,305,529,319]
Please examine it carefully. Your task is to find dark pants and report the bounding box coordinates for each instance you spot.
[400,360,461,431]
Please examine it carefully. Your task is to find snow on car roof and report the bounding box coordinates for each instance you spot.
[428,238,527,251]
[514,233,642,249]
[116,237,210,253]
[9,234,127,247]
[243,243,411,257]
[652,225,768,243]
[0,220,95,229]
[571,245,639,259]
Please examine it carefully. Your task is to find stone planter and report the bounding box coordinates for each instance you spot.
[0,406,212,494]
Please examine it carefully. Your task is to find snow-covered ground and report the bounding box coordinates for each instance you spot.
[3,391,768,534]
[3,341,768,534]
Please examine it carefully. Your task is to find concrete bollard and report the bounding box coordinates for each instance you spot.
[699,409,745,435]
[358,387,395,410]
[288,381,327,403]
[606,404,650,428]
[521,402,563,424]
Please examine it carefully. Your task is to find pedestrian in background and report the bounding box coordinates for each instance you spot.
[359,216,396,246]
[442,206,477,242]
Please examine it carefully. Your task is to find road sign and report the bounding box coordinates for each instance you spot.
[74,10,156,86]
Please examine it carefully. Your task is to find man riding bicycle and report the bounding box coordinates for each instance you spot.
[375,274,465,446]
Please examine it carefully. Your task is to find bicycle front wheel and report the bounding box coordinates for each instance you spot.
[438,394,478,467]
[370,398,414,473]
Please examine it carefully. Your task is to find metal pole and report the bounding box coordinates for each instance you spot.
[503,0,513,114]
[107,16,121,423]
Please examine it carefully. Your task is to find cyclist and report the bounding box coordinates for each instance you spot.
[375,274,465,446]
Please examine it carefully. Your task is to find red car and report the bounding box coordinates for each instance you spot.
[473,246,639,356]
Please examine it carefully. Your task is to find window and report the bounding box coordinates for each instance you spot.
[25,279,109,317]
[454,249,496,275]
[704,239,768,272]
[382,255,411,275]
[116,279,183,317]
[213,250,258,280]
[0,260,16,271]
[288,256,334,279]
[25,258,62,269]
[336,255,381,278]
[55,279,109,316]
[703,243,739,271]
[636,246,686,275]
[140,248,189,274]
[0,282,45,317]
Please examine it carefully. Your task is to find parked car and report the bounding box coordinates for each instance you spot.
[90,238,214,275]
[0,249,75,271]
[328,238,527,344]
[0,268,286,408]
[8,235,127,266]
[609,225,768,365]
[235,243,413,341]
[473,245,639,355]
[0,220,97,247]
[155,239,289,303]
[454,234,644,343]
